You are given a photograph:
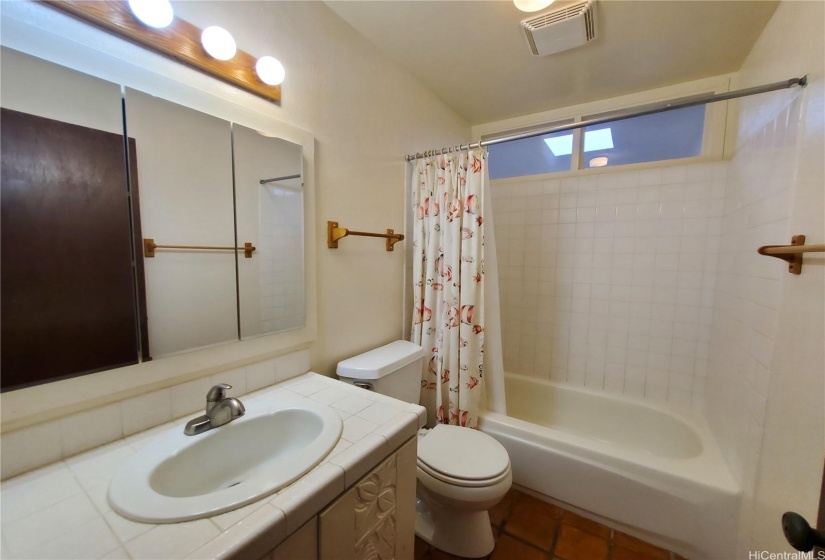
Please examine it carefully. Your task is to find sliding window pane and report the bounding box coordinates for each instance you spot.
[581,105,705,169]
[488,127,574,180]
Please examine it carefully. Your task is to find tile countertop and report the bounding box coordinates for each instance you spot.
[0,373,426,560]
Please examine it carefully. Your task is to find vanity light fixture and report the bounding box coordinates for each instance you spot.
[589,156,609,167]
[514,0,555,13]
[201,26,237,61]
[127,0,173,29]
[255,56,286,86]
[46,0,282,103]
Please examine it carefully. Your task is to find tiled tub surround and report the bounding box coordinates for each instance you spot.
[258,185,306,333]
[0,372,425,559]
[492,161,727,412]
[705,78,824,555]
[705,98,801,546]
[0,350,313,481]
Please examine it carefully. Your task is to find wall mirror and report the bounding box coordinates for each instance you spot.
[233,124,306,340]
[0,47,144,390]
[0,46,307,391]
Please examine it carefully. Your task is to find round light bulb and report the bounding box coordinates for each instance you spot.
[589,156,609,168]
[201,26,237,61]
[128,0,174,28]
[513,0,555,12]
[255,56,285,86]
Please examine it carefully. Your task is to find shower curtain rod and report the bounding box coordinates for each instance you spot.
[404,76,808,162]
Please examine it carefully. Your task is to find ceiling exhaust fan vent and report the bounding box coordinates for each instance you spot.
[522,0,597,57]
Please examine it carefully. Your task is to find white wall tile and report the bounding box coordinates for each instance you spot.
[58,403,124,461]
[493,158,721,410]
[170,376,215,420]
[246,358,278,392]
[1,421,63,480]
[121,388,172,436]
[211,367,247,398]
[702,32,823,555]
[274,349,311,382]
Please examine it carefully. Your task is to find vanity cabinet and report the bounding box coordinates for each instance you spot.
[272,518,318,560]
[319,438,417,560]
[263,437,418,560]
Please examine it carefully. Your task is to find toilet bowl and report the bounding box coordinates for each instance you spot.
[337,341,512,558]
[415,425,512,558]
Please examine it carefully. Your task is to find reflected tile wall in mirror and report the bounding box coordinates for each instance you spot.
[232,124,305,338]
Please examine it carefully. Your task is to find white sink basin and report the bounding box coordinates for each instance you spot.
[108,392,342,523]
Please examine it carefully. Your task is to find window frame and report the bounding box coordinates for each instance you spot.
[478,74,732,181]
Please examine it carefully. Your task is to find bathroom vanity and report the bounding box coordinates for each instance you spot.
[0,373,425,559]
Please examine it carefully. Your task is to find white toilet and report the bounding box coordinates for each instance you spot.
[337,340,512,559]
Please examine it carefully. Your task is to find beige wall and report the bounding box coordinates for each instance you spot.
[172,1,469,374]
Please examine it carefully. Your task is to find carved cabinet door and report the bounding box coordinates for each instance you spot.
[319,439,417,560]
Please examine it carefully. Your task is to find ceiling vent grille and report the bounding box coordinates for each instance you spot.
[522,0,597,57]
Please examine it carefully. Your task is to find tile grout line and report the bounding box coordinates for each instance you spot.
[548,509,563,557]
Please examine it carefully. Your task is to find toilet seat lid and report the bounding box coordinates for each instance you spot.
[417,424,510,481]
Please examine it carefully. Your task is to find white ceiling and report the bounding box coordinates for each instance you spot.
[326,0,778,125]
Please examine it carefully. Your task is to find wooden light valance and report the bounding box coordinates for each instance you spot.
[44,0,281,104]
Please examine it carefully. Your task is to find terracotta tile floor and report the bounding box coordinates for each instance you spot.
[414,488,688,560]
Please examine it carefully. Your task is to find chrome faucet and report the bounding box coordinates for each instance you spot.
[184,383,246,436]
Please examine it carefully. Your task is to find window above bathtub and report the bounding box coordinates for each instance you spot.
[481,75,730,181]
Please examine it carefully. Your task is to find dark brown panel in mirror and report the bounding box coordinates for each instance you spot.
[0,108,143,390]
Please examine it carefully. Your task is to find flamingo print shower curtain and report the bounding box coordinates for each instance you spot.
[410,148,486,428]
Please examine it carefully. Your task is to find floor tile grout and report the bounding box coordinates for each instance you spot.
[415,487,686,560]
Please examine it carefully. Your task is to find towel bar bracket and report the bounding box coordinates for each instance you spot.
[758,235,806,275]
[327,221,404,251]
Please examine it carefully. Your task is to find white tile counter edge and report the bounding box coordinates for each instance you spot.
[0,373,426,560]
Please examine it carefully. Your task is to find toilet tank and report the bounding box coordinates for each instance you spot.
[336,341,425,404]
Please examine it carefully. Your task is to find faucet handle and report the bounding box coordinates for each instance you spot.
[207,383,232,403]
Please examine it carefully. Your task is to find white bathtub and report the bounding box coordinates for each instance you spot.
[478,373,740,559]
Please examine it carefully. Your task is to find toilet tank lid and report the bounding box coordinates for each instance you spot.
[337,341,425,380]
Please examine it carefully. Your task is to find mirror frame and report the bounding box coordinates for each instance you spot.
[0,2,317,432]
